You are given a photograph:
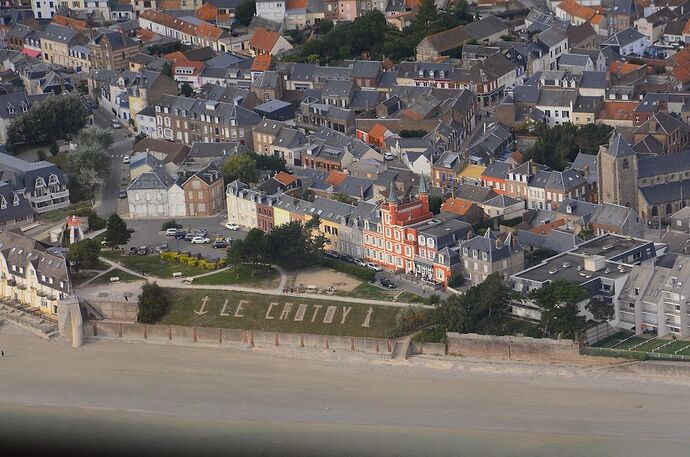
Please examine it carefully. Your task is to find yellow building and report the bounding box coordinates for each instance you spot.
[41,23,87,69]
[0,230,71,316]
[458,164,487,185]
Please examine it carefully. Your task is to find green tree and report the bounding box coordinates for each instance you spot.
[332,192,355,204]
[530,280,590,339]
[8,94,88,145]
[525,123,613,171]
[586,297,614,322]
[36,150,46,161]
[137,281,171,324]
[234,0,256,26]
[68,238,101,270]
[180,82,194,97]
[226,228,268,275]
[223,154,258,183]
[134,132,148,144]
[161,61,173,78]
[251,152,287,172]
[49,141,59,156]
[64,126,112,200]
[319,19,334,34]
[429,195,442,214]
[104,213,131,248]
[266,217,326,270]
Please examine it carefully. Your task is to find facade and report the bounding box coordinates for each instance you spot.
[181,163,225,217]
[0,230,71,316]
[459,230,524,285]
[127,167,185,218]
[88,31,139,71]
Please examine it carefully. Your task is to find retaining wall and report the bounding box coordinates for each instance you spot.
[446,332,579,362]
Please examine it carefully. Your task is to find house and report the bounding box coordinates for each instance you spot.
[126,166,185,218]
[249,28,293,56]
[0,180,35,229]
[558,53,593,73]
[88,31,139,71]
[0,151,69,213]
[0,91,47,144]
[459,229,524,284]
[608,0,640,35]
[463,15,509,43]
[415,25,471,61]
[439,198,485,224]
[0,230,71,316]
[256,0,286,22]
[40,23,87,69]
[634,7,677,43]
[566,22,598,48]
[535,87,578,127]
[181,163,225,216]
[602,28,650,56]
[481,194,525,220]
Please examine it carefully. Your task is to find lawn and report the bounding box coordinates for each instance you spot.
[89,268,141,286]
[609,336,648,350]
[335,283,397,301]
[39,202,93,223]
[653,340,690,354]
[160,288,402,338]
[100,251,206,278]
[193,265,280,288]
[394,291,425,303]
[592,331,634,348]
[628,338,670,353]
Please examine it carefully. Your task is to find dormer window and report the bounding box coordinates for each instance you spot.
[7,104,14,115]
[0,196,6,209]
[13,194,19,207]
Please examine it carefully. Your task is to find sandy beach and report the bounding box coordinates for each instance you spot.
[1,324,690,457]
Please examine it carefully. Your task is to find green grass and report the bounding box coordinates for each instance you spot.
[335,283,396,301]
[394,291,425,303]
[160,288,402,338]
[100,251,206,278]
[653,340,690,354]
[193,265,280,288]
[628,338,670,353]
[39,202,92,223]
[89,268,141,285]
[609,336,648,350]
[592,331,634,348]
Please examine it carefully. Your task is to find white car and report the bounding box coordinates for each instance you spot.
[354,259,367,267]
[225,223,240,231]
[367,262,383,272]
[111,120,122,129]
[190,236,210,244]
[383,152,394,161]
[122,155,131,164]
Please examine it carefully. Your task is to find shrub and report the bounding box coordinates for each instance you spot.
[137,281,171,324]
[389,306,433,338]
[426,293,442,305]
[412,326,447,343]
[318,256,375,282]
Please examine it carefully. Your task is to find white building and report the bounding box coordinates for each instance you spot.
[126,166,185,218]
[255,0,286,23]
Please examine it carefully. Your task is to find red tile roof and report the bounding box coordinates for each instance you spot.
[249,28,280,53]
[440,198,477,215]
[326,171,348,186]
[251,54,272,72]
[274,171,296,186]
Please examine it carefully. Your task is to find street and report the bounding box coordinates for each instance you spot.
[1,329,690,456]
[91,106,133,218]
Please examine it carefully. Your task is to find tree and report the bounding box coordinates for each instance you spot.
[8,94,88,145]
[226,228,268,275]
[429,195,442,214]
[333,192,355,204]
[65,127,112,200]
[251,152,286,172]
[161,219,182,231]
[68,239,101,270]
[137,281,171,324]
[265,218,327,270]
[134,132,148,144]
[161,61,173,78]
[530,280,589,339]
[319,19,334,34]
[223,154,258,183]
[180,82,194,97]
[234,0,256,26]
[586,297,614,322]
[104,213,131,248]
[525,123,613,171]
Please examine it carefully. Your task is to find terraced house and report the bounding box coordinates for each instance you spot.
[0,230,70,316]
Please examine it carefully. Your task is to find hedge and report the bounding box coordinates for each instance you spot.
[318,256,375,282]
[160,251,225,270]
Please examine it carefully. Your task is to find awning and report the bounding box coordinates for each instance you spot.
[21,48,41,58]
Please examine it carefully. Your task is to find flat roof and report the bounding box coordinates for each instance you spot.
[514,252,629,285]
[570,234,652,259]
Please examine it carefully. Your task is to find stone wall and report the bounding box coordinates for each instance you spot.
[83,299,139,322]
[446,332,580,362]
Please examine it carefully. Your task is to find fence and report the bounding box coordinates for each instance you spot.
[582,321,618,346]
[580,346,690,362]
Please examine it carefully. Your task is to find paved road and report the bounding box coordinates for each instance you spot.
[92,106,133,218]
[1,331,690,456]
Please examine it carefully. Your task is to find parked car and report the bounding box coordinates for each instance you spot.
[174,231,187,239]
[380,278,397,289]
[118,190,127,199]
[128,246,138,256]
[212,240,229,249]
[384,152,394,161]
[340,254,354,263]
[190,236,210,244]
[367,262,383,272]
[324,250,340,259]
[122,155,131,164]
[194,228,208,237]
[111,119,122,129]
[184,233,195,242]
[158,241,169,251]
[137,246,149,255]
[225,223,240,231]
[354,259,367,267]
[165,228,179,237]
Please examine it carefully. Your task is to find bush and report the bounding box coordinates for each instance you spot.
[319,256,375,282]
[426,293,442,305]
[447,273,464,289]
[137,281,171,324]
[74,207,106,231]
[161,219,182,231]
[389,306,433,338]
[412,326,447,343]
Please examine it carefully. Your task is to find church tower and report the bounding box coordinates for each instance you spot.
[598,134,639,212]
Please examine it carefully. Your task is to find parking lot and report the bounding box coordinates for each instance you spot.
[123,215,247,261]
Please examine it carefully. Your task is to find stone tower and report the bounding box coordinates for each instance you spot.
[598,134,639,212]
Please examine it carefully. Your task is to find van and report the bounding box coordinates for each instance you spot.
[165,228,179,237]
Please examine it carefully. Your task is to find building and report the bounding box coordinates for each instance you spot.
[459,230,524,285]
[88,31,139,71]
[40,23,86,69]
[0,152,69,213]
[181,163,225,216]
[0,230,71,316]
[0,91,48,144]
[126,166,185,218]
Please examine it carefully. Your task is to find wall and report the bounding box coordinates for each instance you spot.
[446,332,581,362]
[83,299,139,322]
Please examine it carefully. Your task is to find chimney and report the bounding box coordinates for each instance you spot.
[583,165,589,177]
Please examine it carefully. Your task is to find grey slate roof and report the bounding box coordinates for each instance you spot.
[464,15,508,41]
[603,28,645,48]
[460,229,521,262]
[42,23,79,44]
[639,179,690,205]
[638,150,690,178]
[580,71,607,89]
[127,166,176,190]
[605,133,636,158]
[0,152,66,193]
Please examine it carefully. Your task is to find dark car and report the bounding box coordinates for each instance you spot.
[118,190,127,199]
[137,246,149,255]
[380,278,397,289]
[174,231,187,239]
[127,227,136,233]
[339,254,354,263]
[324,250,340,259]
[212,240,229,249]
[128,246,138,256]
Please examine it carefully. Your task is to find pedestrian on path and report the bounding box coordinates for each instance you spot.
[1,350,4,358]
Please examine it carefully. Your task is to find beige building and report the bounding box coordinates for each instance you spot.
[40,23,86,69]
[0,230,71,316]
[89,31,140,72]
